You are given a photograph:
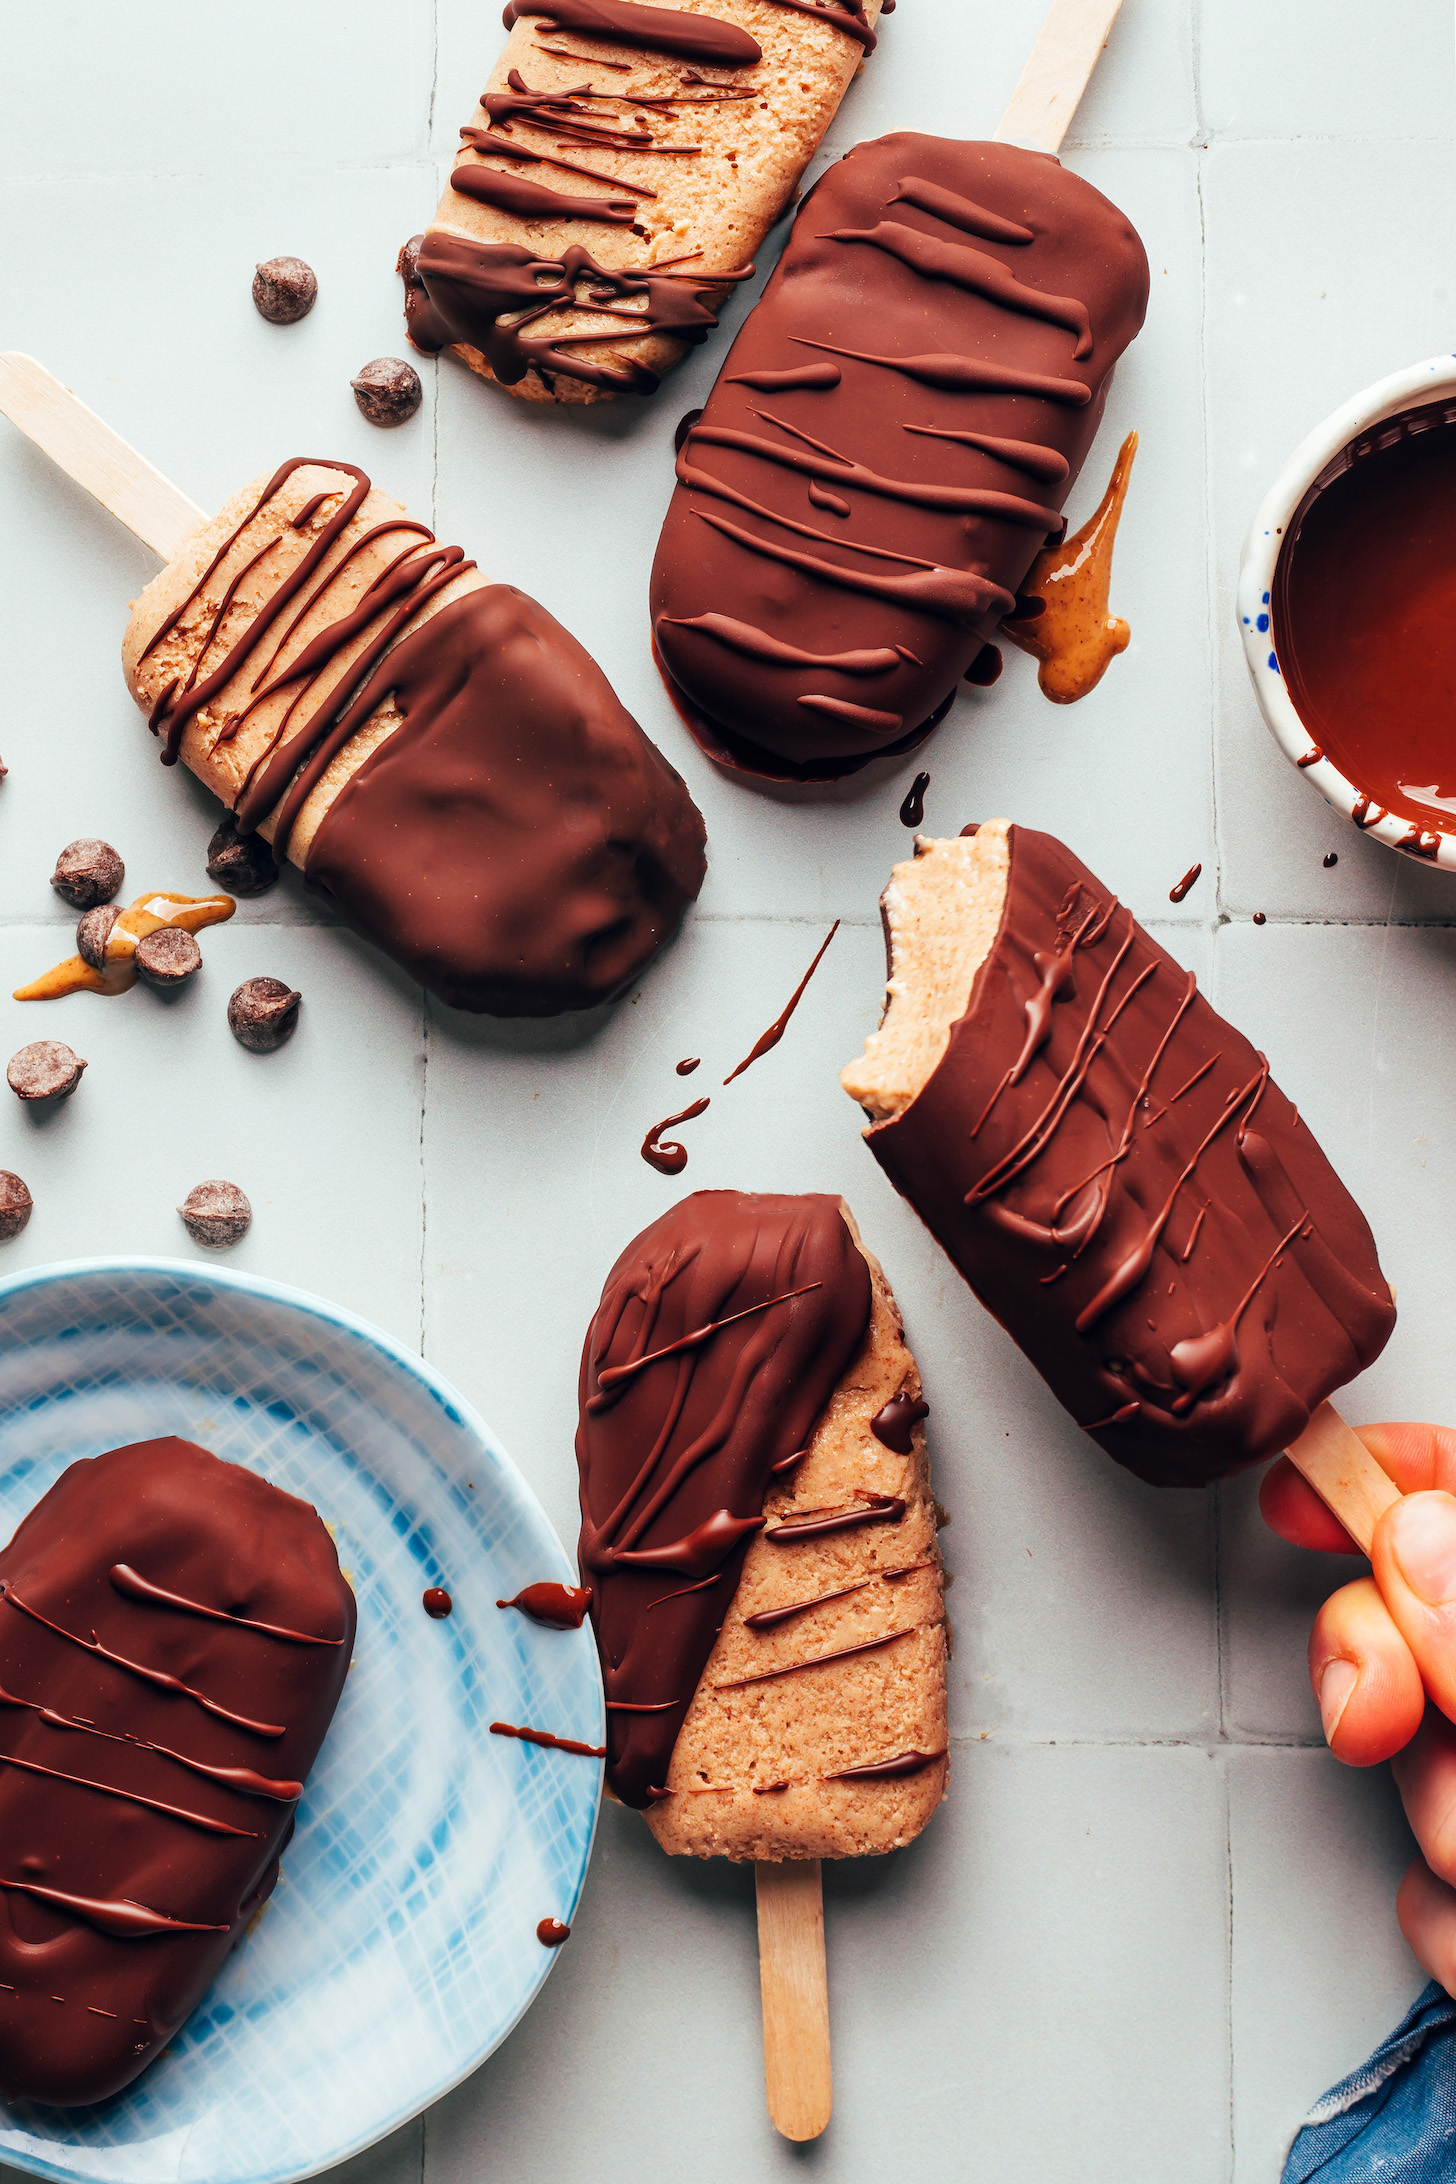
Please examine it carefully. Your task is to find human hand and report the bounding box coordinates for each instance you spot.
[1261,1422,1456,1993]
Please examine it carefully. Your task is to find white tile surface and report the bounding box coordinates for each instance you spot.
[4,0,1453,2175]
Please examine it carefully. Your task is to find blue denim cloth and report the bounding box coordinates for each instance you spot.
[1283,1983,1456,2181]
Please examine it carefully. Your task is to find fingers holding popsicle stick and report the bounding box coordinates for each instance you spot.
[1263,1420,1456,1555]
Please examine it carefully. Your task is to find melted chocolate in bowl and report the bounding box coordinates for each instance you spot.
[1272,398,1456,839]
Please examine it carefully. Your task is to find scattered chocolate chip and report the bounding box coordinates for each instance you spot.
[76,905,120,970]
[252,257,317,326]
[206,813,279,897]
[50,839,123,910]
[178,1180,252,1250]
[351,356,422,428]
[7,1042,86,1103]
[228,976,301,1054]
[1252,912,1267,925]
[135,927,202,988]
[0,1173,33,1241]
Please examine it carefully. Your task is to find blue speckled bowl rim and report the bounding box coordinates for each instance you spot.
[0,1255,602,2184]
[1237,350,1456,872]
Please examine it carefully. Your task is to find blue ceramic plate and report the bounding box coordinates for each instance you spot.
[0,1258,602,2184]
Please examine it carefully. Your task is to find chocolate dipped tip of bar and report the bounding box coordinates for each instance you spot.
[842,823,1396,1489]
[122,460,705,1016]
[650,134,1149,780]
[578,1190,947,1857]
[402,0,886,407]
[0,1436,354,2104]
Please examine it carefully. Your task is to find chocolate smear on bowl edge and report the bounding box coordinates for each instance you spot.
[50,840,123,910]
[228,978,301,1054]
[7,1043,85,1103]
[178,1181,251,1249]
[252,257,317,325]
[0,1173,33,1240]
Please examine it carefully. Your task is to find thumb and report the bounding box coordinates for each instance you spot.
[1372,1493,1456,1726]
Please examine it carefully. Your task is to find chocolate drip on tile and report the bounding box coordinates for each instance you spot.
[498,1582,593,1628]
[722,920,838,1084]
[0,1436,353,2105]
[900,771,930,827]
[577,1192,872,1805]
[651,135,1149,777]
[859,826,1396,1488]
[402,231,754,398]
[641,1096,710,1173]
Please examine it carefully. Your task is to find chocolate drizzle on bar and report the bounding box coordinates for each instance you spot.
[0,1437,354,2105]
[651,135,1150,778]
[577,1192,872,1805]
[860,826,1396,1487]
[133,459,705,1016]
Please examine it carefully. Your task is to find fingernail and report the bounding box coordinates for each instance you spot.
[1318,1658,1358,1742]
[1390,1492,1456,1606]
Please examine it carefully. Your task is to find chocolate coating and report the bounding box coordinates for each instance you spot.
[51,839,124,910]
[206,814,280,898]
[228,977,301,1054]
[0,1437,352,2104]
[857,826,1396,1488]
[0,1173,32,1241]
[577,1191,871,1806]
[302,585,705,1016]
[135,926,202,988]
[7,1041,85,1103]
[252,258,318,326]
[178,1181,252,1250]
[351,357,423,428]
[651,136,1149,777]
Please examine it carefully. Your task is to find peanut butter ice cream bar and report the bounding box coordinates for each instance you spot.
[401,0,887,405]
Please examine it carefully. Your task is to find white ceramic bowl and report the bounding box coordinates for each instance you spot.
[1237,351,1456,872]
[0,1258,602,2184]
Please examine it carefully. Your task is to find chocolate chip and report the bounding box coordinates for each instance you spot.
[50,839,123,910]
[178,1180,252,1250]
[76,905,120,970]
[7,1042,86,1103]
[228,977,301,1054]
[206,813,279,898]
[135,927,202,988]
[351,357,422,428]
[0,1173,33,1241]
[252,257,317,326]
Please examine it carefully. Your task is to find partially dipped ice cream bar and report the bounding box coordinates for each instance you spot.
[842,823,1396,1489]
[577,1189,946,1853]
[0,1437,353,2105]
[651,135,1148,780]
[401,0,887,404]
[122,458,705,1016]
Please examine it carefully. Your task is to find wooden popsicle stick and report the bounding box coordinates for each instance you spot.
[1284,1400,1401,1558]
[995,0,1125,154]
[756,1859,832,2141]
[0,352,203,562]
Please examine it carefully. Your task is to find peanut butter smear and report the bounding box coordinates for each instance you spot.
[14,892,236,1001]
[1003,431,1137,704]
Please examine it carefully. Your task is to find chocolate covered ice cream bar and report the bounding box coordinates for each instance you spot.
[122,458,705,1016]
[578,1190,947,1856]
[400,0,887,405]
[651,134,1149,779]
[842,823,1396,1489]
[0,1437,353,2105]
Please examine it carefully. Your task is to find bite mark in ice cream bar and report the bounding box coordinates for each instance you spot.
[1271,399,1456,841]
[651,136,1149,777]
[122,458,705,1017]
[842,822,1396,1489]
[14,891,235,1001]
